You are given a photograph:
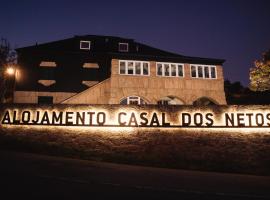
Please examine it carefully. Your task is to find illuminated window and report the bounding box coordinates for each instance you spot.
[119,43,129,52]
[156,62,184,77]
[120,96,147,105]
[190,65,217,79]
[119,60,149,76]
[80,41,91,50]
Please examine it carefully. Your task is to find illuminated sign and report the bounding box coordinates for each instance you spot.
[1,105,270,129]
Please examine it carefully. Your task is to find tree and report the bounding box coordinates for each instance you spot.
[0,38,17,103]
[249,49,270,91]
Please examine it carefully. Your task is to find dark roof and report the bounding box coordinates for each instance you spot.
[16,35,225,65]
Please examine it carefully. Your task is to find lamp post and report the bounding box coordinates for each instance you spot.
[0,65,16,103]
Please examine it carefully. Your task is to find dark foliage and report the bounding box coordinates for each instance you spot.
[225,79,270,104]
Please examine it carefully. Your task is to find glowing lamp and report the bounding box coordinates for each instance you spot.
[6,67,15,76]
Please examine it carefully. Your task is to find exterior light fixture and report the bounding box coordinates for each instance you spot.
[6,66,15,76]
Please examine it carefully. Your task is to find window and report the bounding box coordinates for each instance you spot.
[157,63,162,76]
[119,43,129,52]
[38,96,53,104]
[80,41,91,50]
[190,65,217,79]
[119,60,149,76]
[171,64,176,76]
[120,61,126,74]
[204,66,210,78]
[157,96,184,105]
[127,62,134,75]
[143,62,148,75]
[156,62,184,77]
[178,65,183,77]
[164,64,170,76]
[135,62,141,75]
[210,67,216,78]
[191,65,197,78]
[120,96,147,105]
[198,66,203,78]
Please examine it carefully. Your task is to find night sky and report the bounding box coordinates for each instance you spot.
[1,0,270,86]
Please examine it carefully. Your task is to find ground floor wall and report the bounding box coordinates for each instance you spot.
[14,91,76,104]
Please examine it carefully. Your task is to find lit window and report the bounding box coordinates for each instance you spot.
[120,96,147,105]
[80,41,91,50]
[156,62,184,77]
[119,43,129,52]
[119,60,149,76]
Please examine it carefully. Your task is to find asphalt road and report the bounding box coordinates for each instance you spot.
[0,150,269,199]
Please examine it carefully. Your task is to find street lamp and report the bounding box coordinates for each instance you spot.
[0,65,17,103]
[6,66,15,76]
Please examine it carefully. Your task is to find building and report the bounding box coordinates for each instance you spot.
[14,35,226,105]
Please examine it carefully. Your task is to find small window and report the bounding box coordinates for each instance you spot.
[119,43,129,52]
[171,64,176,76]
[204,66,210,78]
[120,61,126,74]
[198,66,203,78]
[80,41,91,50]
[119,60,149,76]
[38,96,53,104]
[143,62,149,75]
[157,63,163,76]
[135,62,141,75]
[210,67,216,78]
[191,65,197,77]
[178,65,184,77]
[127,62,134,75]
[120,96,147,105]
[164,64,170,76]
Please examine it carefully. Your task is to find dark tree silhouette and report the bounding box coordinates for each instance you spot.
[0,38,17,103]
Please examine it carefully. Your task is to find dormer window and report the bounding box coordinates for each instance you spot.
[118,43,129,52]
[80,41,91,50]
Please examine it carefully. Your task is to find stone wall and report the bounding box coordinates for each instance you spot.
[14,91,76,104]
[62,79,111,104]
[108,59,226,105]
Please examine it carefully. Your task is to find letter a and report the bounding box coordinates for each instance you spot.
[2,111,11,124]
